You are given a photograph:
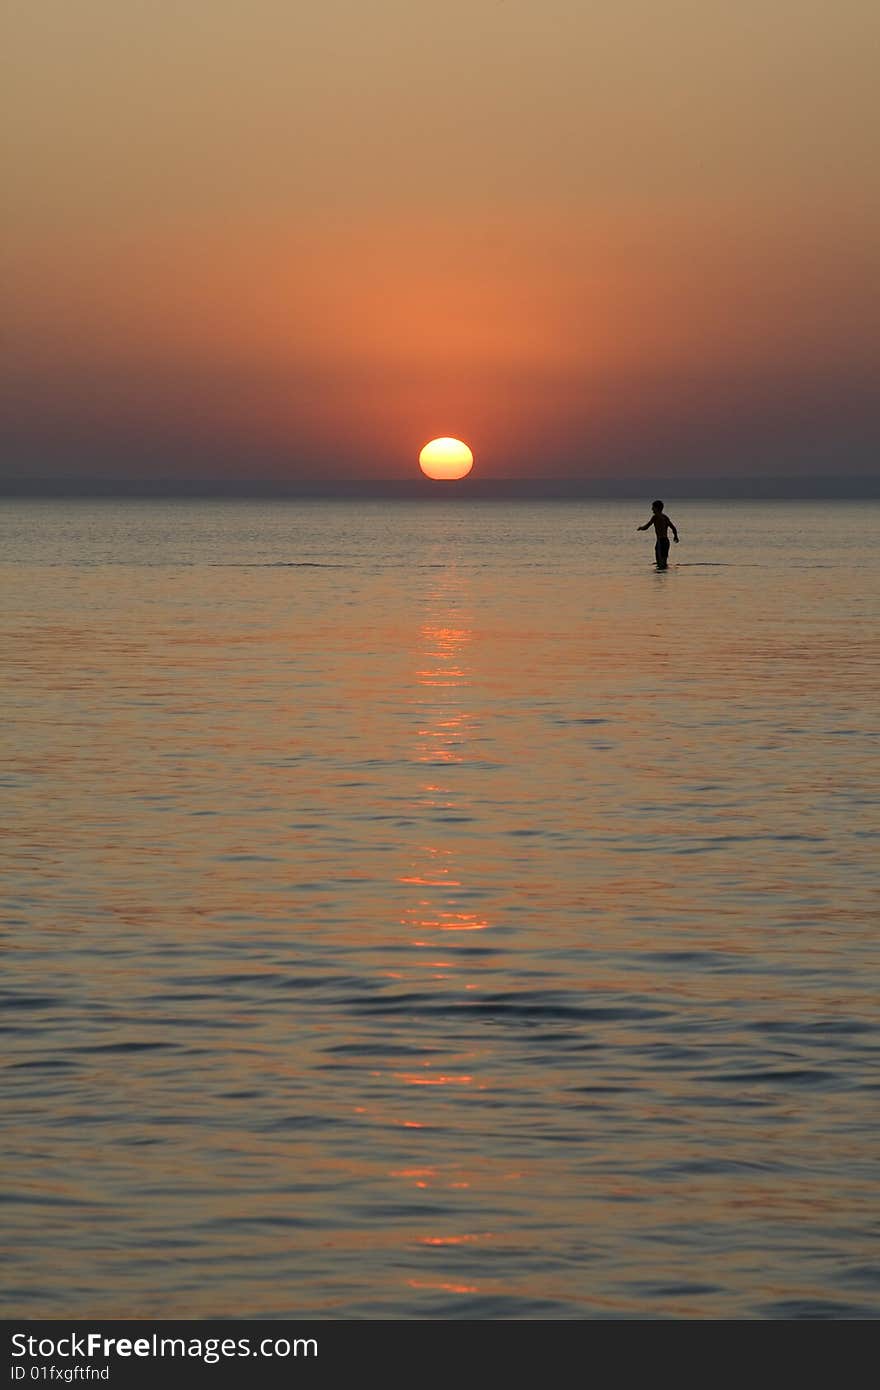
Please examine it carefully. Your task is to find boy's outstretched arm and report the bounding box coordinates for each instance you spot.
[636,519,653,531]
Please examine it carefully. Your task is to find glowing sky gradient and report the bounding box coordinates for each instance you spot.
[4,1,879,483]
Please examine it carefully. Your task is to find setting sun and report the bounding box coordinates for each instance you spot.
[419,438,474,481]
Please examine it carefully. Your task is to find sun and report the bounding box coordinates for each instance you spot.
[419,438,474,481]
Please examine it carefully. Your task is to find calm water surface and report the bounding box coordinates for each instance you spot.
[2,499,878,1318]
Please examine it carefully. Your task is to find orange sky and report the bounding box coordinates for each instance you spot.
[4,0,879,481]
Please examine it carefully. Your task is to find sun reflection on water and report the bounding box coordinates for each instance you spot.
[398,570,491,960]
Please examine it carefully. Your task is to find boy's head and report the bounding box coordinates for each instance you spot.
[651,499,664,512]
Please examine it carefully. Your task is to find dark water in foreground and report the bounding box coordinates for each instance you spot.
[2,499,878,1318]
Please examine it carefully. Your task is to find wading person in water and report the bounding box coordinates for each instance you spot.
[637,499,679,569]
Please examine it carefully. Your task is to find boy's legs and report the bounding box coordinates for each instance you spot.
[655,537,670,568]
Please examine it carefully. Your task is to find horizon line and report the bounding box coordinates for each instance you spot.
[1,473,878,501]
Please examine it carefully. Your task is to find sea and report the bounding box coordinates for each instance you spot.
[2,497,878,1319]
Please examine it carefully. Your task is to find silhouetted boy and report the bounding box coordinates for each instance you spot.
[637,500,679,568]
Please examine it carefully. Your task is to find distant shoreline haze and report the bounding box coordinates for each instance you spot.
[1,474,877,500]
